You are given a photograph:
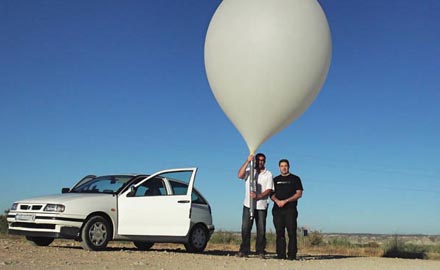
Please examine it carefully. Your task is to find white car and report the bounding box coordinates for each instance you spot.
[7,168,215,252]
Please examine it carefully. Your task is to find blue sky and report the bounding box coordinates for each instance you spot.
[1,0,439,234]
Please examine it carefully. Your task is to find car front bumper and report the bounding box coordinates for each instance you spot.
[7,212,84,239]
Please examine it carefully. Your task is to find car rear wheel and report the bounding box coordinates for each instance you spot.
[26,236,54,246]
[133,241,154,250]
[81,215,112,251]
[184,224,208,253]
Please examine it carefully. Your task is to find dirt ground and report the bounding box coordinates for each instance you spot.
[1,237,440,270]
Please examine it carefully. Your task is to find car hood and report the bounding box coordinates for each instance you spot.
[16,193,114,204]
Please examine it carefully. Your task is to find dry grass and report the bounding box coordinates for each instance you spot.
[210,230,440,260]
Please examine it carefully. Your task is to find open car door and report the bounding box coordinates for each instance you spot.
[117,168,197,236]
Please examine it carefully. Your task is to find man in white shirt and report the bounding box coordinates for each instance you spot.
[237,153,274,258]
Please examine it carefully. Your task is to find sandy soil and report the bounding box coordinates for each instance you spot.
[1,237,440,270]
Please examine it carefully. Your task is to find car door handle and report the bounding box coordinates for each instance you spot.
[178,200,190,203]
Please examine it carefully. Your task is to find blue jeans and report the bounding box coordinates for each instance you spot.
[239,206,267,254]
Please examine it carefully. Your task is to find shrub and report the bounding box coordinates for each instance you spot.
[383,235,427,259]
[307,231,324,246]
[365,241,380,248]
[0,214,7,234]
[328,237,353,248]
[209,230,241,245]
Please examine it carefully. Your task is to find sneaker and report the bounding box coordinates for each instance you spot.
[287,255,297,260]
[237,251,248,258]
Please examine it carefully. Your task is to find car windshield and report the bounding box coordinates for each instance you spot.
[71,175,135,194]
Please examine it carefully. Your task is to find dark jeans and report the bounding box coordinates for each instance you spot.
[239,206,267,254]
[272,206,298,258]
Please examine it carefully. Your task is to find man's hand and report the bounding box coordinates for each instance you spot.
[238,155,255,179]
[276,199,287,208]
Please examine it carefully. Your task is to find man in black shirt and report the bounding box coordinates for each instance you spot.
[271,159,303,260]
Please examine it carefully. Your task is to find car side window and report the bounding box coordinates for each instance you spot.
[169,181,206,204]
[169,181,188,195]
[192,190,207,204]
[134,177,167,197]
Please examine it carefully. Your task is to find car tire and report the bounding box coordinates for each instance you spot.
[26,236,54,246]
[81,215,112,251]
[184,224,208,253]
[133,241,154,250]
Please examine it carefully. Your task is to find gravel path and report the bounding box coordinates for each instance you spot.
[1,238,440,270]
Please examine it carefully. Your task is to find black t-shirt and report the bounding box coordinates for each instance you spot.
[273,173,303,208]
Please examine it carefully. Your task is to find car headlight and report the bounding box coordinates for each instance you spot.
[44,204,65,212]
[11,203,18,211]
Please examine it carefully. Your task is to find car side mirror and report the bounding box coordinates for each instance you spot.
[127,186,136,197]
[61,188,70,194]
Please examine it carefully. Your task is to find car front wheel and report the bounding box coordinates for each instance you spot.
[81,215,112,251]
[184,224,208,253]
[26,236,54,246]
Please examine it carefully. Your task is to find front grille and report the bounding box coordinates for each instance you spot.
[19,204,43,211]
[10,222,55,229]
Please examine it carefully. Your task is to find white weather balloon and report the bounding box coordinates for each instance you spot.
[205,0,332,154]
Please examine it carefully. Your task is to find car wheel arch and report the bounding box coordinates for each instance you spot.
[185,223,210,253]
[187,222,209,238]
[81,212,115,240]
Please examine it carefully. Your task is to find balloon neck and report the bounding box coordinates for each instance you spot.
[248,144,258,155]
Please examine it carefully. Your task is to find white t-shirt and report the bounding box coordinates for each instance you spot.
[242,168,274,210]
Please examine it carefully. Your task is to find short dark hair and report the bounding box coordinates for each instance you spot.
[279,159,290,168]
[255,153,266,161]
